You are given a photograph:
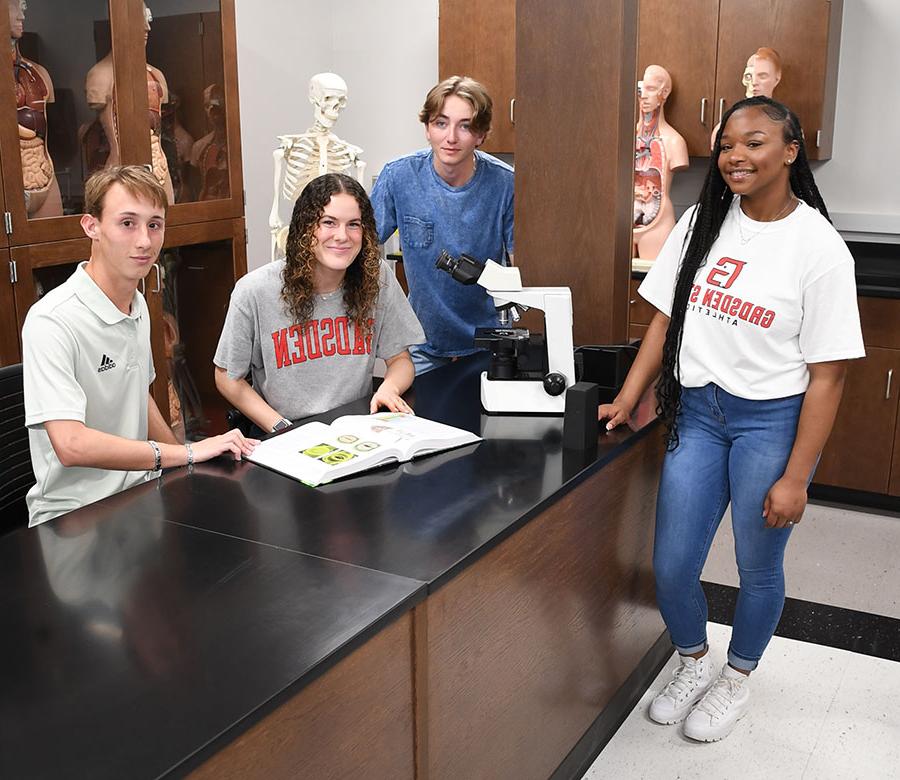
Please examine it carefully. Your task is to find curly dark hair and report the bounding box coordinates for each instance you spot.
[281,173,381,331]
[657,96,830,450]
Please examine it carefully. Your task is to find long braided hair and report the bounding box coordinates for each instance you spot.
[656,96,830,450]
[281,173,381,331]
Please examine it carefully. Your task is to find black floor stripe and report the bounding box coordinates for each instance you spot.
[701,580,900,663]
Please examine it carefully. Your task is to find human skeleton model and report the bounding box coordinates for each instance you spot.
[710,47,782,149]
[633,65,688,261]
[84,4,174,204]
[11,0,62,218]
[269,73,365,261]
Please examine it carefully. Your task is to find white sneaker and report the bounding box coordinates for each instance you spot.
[683,664,750,742]
[648,653,715,725]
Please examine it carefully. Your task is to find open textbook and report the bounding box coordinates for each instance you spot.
[246,412,482,487]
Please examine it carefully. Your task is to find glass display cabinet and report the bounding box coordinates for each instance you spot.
[0,0,246,439]
[0,0,243,244]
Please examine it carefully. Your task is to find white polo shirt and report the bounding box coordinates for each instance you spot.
[22,262,156,527]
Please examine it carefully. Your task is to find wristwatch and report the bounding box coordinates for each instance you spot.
[271,418,293,432]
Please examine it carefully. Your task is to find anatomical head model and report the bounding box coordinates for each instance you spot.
[742,47,782,99]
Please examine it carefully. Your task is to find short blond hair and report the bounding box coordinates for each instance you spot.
[418,75,493,136]
[83,165,168,218]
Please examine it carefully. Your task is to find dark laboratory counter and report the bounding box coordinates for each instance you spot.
[145,353,661,589]
[0,354,666,780]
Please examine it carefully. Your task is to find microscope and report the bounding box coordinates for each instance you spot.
[435,251,575,414]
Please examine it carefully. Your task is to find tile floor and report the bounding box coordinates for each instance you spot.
[702,501,900,619]
[582,501,900,779]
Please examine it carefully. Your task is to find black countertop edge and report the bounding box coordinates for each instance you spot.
[166,583,427,779]
[426,417,663,594]
[857,285,900,299]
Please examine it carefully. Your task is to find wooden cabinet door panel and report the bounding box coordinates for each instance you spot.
[858,296,900,350]
[715,0,833,158]
[891,400,900,497]
[0,250,20,365]
[440,0,516,153]
[629,277,656,326]
[814,348,899,493]
[515,0,637,346]
[638,0,719,156]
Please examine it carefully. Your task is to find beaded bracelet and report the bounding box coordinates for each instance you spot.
[148,440,161,472]
[185,442,194,467]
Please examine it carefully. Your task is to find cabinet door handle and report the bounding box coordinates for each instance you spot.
[887,369,894,400]
[510,98,515,125]
[717,98,725,125]
[152,263,162,294]
[700,97,708,125]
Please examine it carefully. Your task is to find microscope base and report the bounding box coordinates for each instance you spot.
[480,372,566,415]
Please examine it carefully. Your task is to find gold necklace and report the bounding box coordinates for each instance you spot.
[737,196,796,245]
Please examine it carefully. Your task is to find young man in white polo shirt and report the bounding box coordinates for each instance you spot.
[22,165,257,527]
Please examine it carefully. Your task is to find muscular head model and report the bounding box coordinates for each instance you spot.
[742,48,782,99]
[713,48,782,151]
[639,65,672,115]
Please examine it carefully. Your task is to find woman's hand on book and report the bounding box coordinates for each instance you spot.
[370,382,414,415]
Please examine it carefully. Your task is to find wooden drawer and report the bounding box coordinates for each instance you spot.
[859,296,900,349]
[629,278,656,327]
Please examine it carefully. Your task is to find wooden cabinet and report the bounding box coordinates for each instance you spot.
[0,0,244,244]
[628,277,655,341]
[0,250,19,365]
[156,219,248,437]
[638,0,843,159]
[637,0,719,158]
[0,0,246,436]
[814,296,900,496]
[514,0,637,346]
[439,0,516,153]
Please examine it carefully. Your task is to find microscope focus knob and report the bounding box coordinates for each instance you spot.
[543,372,567,396]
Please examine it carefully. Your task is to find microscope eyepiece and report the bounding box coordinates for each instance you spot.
[435,250,485,285]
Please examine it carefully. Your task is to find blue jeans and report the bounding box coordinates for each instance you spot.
[653,383,805,672]
[410,344,456,376]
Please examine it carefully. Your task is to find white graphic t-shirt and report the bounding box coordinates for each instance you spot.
[639,198,865,399]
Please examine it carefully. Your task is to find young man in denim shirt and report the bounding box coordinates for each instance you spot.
[371,76,514,374]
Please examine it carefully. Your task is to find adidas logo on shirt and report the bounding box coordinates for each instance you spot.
[97,354,117,373]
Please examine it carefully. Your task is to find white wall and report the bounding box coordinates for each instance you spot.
[331,3,439,189]
[813,0,900,238]
[234,0,332,269]
[235,0,438,270]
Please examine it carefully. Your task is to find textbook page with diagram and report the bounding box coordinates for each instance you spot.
[247,412,482,487]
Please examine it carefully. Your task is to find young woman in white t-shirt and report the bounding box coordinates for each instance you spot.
[599,97,864,742]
